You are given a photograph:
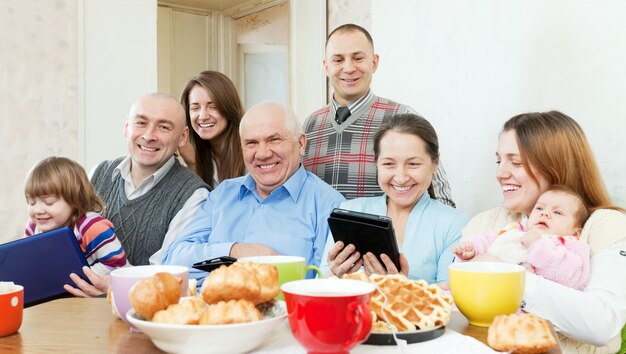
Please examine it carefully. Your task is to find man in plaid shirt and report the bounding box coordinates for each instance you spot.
[302,24,455,206]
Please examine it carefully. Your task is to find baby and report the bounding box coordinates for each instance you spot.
[453,185,591,290]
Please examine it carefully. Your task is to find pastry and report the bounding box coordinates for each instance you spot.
[199,299,262,325]
[129,272,182,320]
[488,313,557,354]
[152,297,207,325]
[200,262,279,305]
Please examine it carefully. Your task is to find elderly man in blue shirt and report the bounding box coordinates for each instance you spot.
[163,101,345,281]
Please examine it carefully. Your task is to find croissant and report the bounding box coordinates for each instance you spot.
[200,262,278,305]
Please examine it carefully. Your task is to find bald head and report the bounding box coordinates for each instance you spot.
[124,92,189,180]
[240,101,303,139]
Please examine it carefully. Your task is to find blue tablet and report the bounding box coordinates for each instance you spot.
[0,227,90,307]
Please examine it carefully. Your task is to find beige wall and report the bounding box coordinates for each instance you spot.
[0,0,157,244]
[0,0,79,243]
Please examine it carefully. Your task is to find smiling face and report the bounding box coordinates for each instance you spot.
[188,85,228,144]
[27,195,74,233]
[240,102,305,199]
[324,30,379,106]
[527,190,584,236]
[376,131,438,211]
[124,94,188,180]
[496,130,549,215]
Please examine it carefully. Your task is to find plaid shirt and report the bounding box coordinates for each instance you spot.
[303,93,455,206]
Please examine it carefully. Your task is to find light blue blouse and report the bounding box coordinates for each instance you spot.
[320,192,468,284]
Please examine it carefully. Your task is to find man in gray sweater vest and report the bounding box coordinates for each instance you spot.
[65,93,209,297]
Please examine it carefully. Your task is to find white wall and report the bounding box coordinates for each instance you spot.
[370,0,626,217]
[82,0,158,171]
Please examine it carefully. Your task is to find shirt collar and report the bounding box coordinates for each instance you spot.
[331,90,372,112]
[114,155,176,186]
[239,164,307,202]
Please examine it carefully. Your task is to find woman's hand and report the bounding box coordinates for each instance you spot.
[64,266,111,298]
[327,241,363,278]
[362,252,409,276]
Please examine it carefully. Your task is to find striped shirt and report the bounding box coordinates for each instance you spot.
[24,212,128,275]
[302,92,455,206]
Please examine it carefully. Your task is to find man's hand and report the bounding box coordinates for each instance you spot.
[229,243,279,258]
[64,266,111,298]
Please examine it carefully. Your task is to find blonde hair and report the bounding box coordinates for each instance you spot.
[503,111,622,212]
[24,156,104,227]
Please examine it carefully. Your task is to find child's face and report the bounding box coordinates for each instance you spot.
[26,195,74,233]
[527,191,583,236]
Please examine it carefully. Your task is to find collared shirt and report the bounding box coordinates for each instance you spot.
[330,90,374,114]
[92,156,209,265]
[320,193,467,284]
[162,165,345,281]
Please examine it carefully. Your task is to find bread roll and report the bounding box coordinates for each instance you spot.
[129,272,182,320]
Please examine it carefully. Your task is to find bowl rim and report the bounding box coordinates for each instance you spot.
[448,262,525,273]
[281,278,375,296]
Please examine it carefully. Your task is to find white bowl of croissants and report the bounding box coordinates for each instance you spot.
[126,262,287,354]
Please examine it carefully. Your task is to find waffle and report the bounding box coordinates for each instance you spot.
[344,273,452,332]
[488,313,557,354]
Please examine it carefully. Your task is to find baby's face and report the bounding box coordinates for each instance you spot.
[527,191,582,236]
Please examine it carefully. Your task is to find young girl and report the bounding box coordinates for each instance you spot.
[24,156,128,275]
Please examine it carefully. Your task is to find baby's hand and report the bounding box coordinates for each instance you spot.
[521,230,541,248]
[452,242,476,260]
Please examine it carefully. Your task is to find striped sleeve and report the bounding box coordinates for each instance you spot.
[24,221,36,237]
[77,214,128,273]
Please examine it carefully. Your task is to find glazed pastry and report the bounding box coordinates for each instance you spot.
[200,262,279,305]
[129,272,182,320]
[152,297,207,325]
[199,299,262,325]
[488,313,557,354]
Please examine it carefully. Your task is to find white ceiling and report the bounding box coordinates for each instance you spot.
[162,0,253,12]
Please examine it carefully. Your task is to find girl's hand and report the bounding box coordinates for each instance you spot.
[327,241,363,278]
[64,266,111,298]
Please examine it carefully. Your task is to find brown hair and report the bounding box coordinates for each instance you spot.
[503,111,622,212]
[543,184,591,227]
[373,113,439,199]
[24,156,104,228]
[327,23,374,51]
[180,71,245,187]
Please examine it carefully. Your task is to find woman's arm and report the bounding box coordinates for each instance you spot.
[523,239,626,346]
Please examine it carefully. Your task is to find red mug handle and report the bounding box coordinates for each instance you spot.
[342,302,372,351]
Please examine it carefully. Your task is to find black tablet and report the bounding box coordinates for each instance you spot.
[327,208,401,269]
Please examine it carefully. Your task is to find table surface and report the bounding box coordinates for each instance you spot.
[0,297,561,353]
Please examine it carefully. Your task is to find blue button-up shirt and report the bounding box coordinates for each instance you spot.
[162,165,345,281]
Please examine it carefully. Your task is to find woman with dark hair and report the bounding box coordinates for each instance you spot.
[321,113,467,285]
[462,111,626,352]
[179,71,246,187]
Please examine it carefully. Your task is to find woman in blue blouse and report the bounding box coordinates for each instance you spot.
[321,113,467,286]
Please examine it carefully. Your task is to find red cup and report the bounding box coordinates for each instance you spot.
[281,279,375,354]
[0,284,24,337]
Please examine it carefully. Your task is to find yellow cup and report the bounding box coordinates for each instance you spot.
[448,262,525,327]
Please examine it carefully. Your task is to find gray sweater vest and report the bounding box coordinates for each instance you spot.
[91,157,208,265]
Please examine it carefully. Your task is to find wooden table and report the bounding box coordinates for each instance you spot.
[0,298,560,353]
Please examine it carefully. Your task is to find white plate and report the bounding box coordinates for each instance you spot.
[127,300,287,354]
